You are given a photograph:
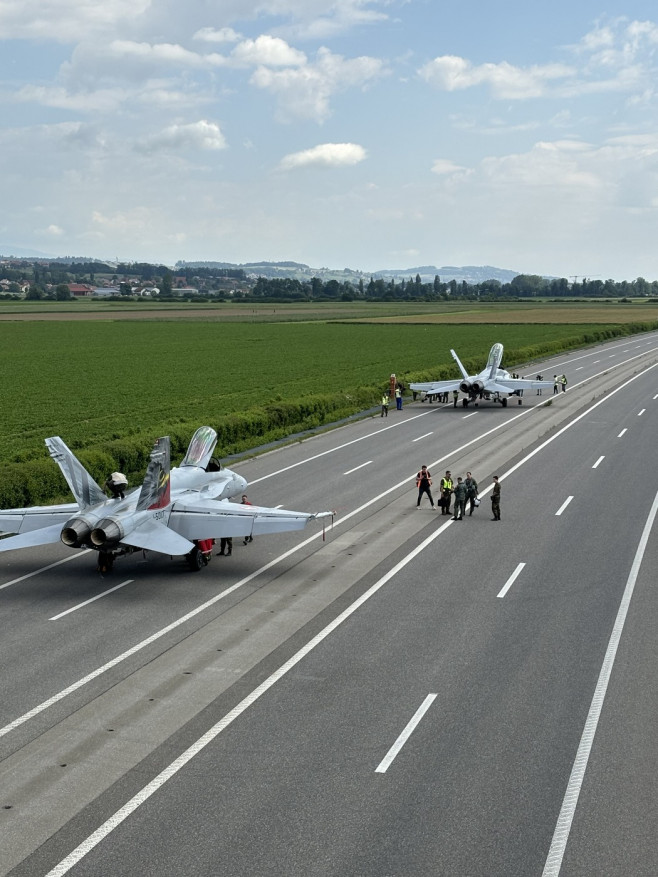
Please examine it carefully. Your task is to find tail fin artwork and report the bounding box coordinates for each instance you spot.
[180,426,218,470]
[136,436,171,511]
[45,437,107,510]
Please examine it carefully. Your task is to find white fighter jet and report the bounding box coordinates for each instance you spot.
[410,342,555,408]
[0,426,332,572]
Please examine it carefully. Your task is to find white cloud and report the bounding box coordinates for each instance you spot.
[0,0,151,41]
[251,47,386,122]
[43,224,65,236]
[230,36,306,68]
[279,142,366,169]
[419,55,575,99]
[136,120,227,154]
[431,159,468,176]
[193,27,242,44]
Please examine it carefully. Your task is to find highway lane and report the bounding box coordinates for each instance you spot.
[3,331,656,742]
[11,358,657,877]
[1,333,658,874]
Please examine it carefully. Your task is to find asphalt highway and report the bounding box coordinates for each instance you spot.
[2,332,658,876]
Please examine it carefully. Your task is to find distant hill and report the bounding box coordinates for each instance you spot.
[0,245,56,259]
[176,260,519,284]
[372,265,519,284]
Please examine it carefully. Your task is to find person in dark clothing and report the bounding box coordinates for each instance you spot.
[241,494,254,544]
[452,477,467,520]
[491,476,501,520]
[415,465,435,508]
[217,537,232,556]
[464,471,479,515]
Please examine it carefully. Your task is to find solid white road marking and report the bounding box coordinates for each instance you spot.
[375,694,438,774]
[638,409,646,416]
[0,551,91,591]
[497,562,526,599]
[555,497,573,516]
[617,429,627,438]
[542,489,658,877]
[343,461,373,474]
[49,581,134,621]
[592,456,605,469]
[412,432,433,442]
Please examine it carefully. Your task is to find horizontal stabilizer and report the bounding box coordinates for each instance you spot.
[121,519,195,556]
[0,523,66,553]
[494,378,556,392]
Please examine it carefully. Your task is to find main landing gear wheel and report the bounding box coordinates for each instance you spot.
[186,547,206,571]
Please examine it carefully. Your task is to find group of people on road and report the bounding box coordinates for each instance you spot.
[216,494,255,557]
[415,468,498,520]
[381,384,405,416]
[416,467,501,521]
[553,374,568,394]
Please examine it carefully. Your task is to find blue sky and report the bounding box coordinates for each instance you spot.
[1,0,658,279]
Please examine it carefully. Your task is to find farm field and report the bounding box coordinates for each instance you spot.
[2,316,653,470]
[2,299,658,324]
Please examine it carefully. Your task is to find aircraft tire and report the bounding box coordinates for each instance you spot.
[186,547,206,572]
[502,397,508,407]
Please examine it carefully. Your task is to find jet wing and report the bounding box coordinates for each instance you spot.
[409,380,460,394]
[168,499,332,541]
[0,503,78,536]
[0,523,68,553]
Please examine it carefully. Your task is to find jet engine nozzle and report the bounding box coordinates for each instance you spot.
[61,517,93,548]
[471,380,484,395]
[90,518,125,547]
[459,380,472,395]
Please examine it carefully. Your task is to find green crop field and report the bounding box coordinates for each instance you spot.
[1,310,656,506]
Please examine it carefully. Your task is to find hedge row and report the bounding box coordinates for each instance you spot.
[2,323,656,509]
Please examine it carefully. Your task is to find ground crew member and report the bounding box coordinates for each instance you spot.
[104,472,128,499]
[415,465,435,508]
[561,374,568,392]
[381,393,389,417]
[491,476,501,521]
[241,494,254,544]
[452,390,459,408]
[452,477,467,520]
[440,470,453,515]
[553,375,559,395]
[464,471,479,515]
[395,386,402,410]
[536,374,543,395]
